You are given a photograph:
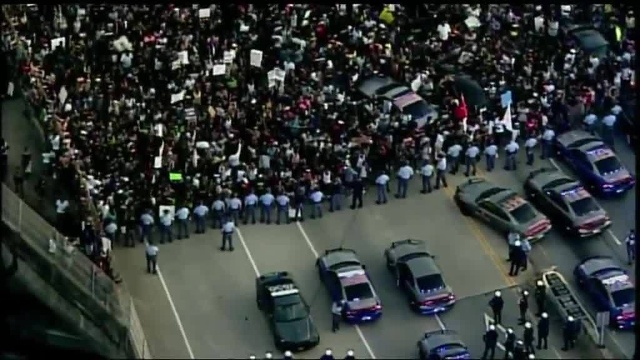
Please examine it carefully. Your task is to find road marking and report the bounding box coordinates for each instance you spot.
[434,314,446,330]
[236,229,261,276]
[606,229,622,245]
[294,221,377,359]
[482,313,506,351]
[156,266,196,359]
[549,158,561,171]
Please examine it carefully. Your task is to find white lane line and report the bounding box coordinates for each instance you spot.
[549,158,561,171]
[156,266,196,359]
[295,221,377,359]
[236,229,261,276]
[434,314,446,330]
[606,229,622,245]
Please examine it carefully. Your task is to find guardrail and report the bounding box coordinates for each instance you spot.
[1,184,151,358]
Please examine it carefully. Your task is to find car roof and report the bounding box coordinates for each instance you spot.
[406,256,440,278]
[581,256,620,276]
[357,76,397,98]
[322,249,361,270]
[337,268,369,286]
[556,130,601,149]
[390,239,431,260]
[583,146,616,162]
[459,178,509,201]
[577,140,608,155]
[382,85,412,99]
[528,168,574,190]
[422,330,464,351]
[489,191,521,209]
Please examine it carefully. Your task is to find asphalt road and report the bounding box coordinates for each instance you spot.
[113,133,629,359]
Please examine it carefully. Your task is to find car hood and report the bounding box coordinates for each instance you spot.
[274,318,315,342]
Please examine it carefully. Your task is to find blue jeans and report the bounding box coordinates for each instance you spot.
[228,209,240,224]
[212,209,224,228]
[504,152,516,170]
[194,215,206,233]
[421,175,432,192]
[160,224,172,243]
[276,205,290,224]
[244,204,256,224]
[310,202,323,218]
[376,184,387,203]
[464,156,476,176]
[140,224,153,243]
[260,204,272,223]
[526,149,534,165]
[176,219,189,238]
[221,232,233,250]
[486,154,496,171]
[396,178,408,198]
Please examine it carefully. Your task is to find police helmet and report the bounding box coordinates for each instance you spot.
[523,290,529,296]
[517,340,524,345]
[265,352,273,359]
[514,240,522,247]
[495,290,502,297]
[536,280,544,287]
[525,321,532,328]
[507,327,514,334]
[347,349,354,356]
[529,354,536,359]
[542,312,548,318]
[567,316,574,322]
[249,356,256,360]
[325,349,333,356]
[489,324,496,331]
[284,350,292,358]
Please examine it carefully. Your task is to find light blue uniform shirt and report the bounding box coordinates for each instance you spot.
[105,222,118,234]
[484,144,498,156]
[222,221,235,233]
[276,194,290,207]
[160,214,173,226]
[310,190,323,203]
[140,213,154,226]
[447,144,463,158]
[176,207,189,220]
[542,129,555,141]
[522,239,532,252]
[193,205,209,216]
[260,193,275,206]
[375,174,390,185]
[508,232,520,246]
[602,114,616,127]
[245,193,258,206]
[465,146,480,158]
[212,199,225,211]
[397,165,414,180]
[505,141,519,153]
[146,244,159,256]
[229,197,242,210]
[421,164,434,177]
[584,114,598,125]
[524,138,538,149]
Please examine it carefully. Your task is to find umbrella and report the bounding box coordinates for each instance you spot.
[454,76,487,108]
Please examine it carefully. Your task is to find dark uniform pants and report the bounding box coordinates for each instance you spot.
[221,232,234,250]
[146,254,157,273]
[332,312,340,332]
[482,344,496,359]
[538,334,548,349]
[244,204,256,224]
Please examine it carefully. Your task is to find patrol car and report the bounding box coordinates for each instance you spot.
[524,168,611,237]
[454,178,552,242]
[417,330,471,360]
[316,248,382,323]
[255,272,320,351]
[384,239,456,314]
[574,256,635,330]
[555,130,635,196]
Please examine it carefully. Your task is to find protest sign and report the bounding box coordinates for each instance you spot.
[250,49,263,67]
[169,173,183,181]
[213,64,226,76]
[198,8,211,18]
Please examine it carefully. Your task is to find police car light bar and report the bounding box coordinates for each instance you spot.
[271,289,300,297]
[338,269,366,278]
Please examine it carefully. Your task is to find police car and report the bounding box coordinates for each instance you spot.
[524,168,611,237]
[574,256,635,330]
[384,239,456,314]
[255,272,320,351]
[316,248,382,323]
[417,330,471,360]
[555,130,635,196]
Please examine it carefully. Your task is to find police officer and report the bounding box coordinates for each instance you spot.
[512,340,525,360]
[159,209,174,243]
[561,316,576,351]
[221,218,235,251]
[193,202,209,234]
[175,205,190,239]
[601,111,616,149]
[420,160,434,194]
[518,290,529,324]
[507,231,520,261]
[625,229,635,264]
[276,192,290,225]
[509,240,526,276]
[523,321,535,355]
[228,194,242,225]
[344,349,355,360]
[264,352,273,359]
[527,354,535,359]
[350,177,364,209]
[484,141,498,172]
[395,161,414,199]
[464,142,480,177]
[259,189,275,224]
[320,348,334,360]
[504,139,519,171]
[104,219,118,244]
[540,126,555,159]
[283,350,293,360]
[329,177,344,212]
[534,280,546,316]
[489,290,504,324]
[537,312,549,350]
[503,327,516,360]
[434,154,448,189]
[447,141,463,175]
[584,112,598,134]
[211,197,226,228]
[331,300,343,332]
[124,211,137,247]
[524,133,538,166]
[244,190,258,224]
[310,187,324,218]
[482,324,498,359]
[249,354,256,359]
[293,181,306,221]
[140,210,155,243]
[375,171,390,204]
[521,239,532,271]
[145,242,158,274]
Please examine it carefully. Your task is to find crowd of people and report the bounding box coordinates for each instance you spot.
[3,4,633,280]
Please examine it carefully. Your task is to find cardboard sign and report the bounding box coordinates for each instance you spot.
[267,69,277,88]
[250,49,263,67]
[154,156,162,169]
[274,68,286,82]
[169,173,183,181]
[171,91,185,104]
[223,50,235,63]
[198,8,211,18]
[58,86,68,104]
[51,37,65,50]
[177,50,189,65]
[213,64,226,76]
[158,205,176,219]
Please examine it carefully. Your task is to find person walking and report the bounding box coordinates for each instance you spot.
[145,242,158,274]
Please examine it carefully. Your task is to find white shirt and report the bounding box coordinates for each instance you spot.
[421,164,434,177]
[101,236,112,254]
[437,23,451,41]
[437,157,447,171]
[56,199,69,214]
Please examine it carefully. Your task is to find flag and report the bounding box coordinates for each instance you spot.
[503,104,513,132]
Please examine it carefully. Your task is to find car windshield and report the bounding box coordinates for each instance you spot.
[594,156,622,175]
[344,283,373,301]
[402,100,430,119]
[416,274,446,292]
[273,294,309,322]
[509,203,538,223]
[569,197,600,216]
[611,288,635,308]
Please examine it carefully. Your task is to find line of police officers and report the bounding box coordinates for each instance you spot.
[249,348,355,360]
[483,280,582,359]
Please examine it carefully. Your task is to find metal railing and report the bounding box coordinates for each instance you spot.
[2,184,151,359]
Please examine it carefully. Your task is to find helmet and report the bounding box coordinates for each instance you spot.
[523,290,529,296]
[489,325,496,331]
[284,350,292,357]
[529,354,536,359]
[495,290,502,297]
[249,356,256,360]
[507,327,514,334]
[265,352,273,359]
[542,312,548,318]
[347,350,354,356]
[525,321,532,328]
[568,316,574,322]
[325,349,333,356]
[536,280,543,286]
[517,340,524,345]
[514,240,522,247]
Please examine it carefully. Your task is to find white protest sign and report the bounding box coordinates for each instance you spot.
[274,68,286,82]
[171,91,185,104]
[158,205,176,219]
[250,49,263,67]
[58,86,68,104]
[112,36,133,52]
[50,37,65,50]
[177,50,189,65]
[6,82,14,97]
[198,8,211,18]
[171,59,182,70]
[267,70,277,88]
[223,50,235,63]
[213,64,226,76]
[154,156,162,169]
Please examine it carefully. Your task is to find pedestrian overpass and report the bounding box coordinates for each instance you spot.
[1,184,150,358]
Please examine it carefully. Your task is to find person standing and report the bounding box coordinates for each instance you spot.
[523,321,535,355]
[504,139,519,171]
[331,300,343,332]
[244,190,258,224]
[228,194,242,225]
[320,349,334,360]
[509,240,526,276]
[259,189,275,224]
[482,324,498,359]
[211,197,226,228]
[464,142,480,177]
[350,177,364,209]
[221,218,235,251]
[434,154,448,189]
[503,327,516,360]
[625,229,635,265]
[283,350,293,360]
[293,181,306,221]
[344,349,355,360]
[583,112,598,134]
[193,202,209,234]
[540,126,555,159]
[395,161,414,199]
[484,141,498,172]
[145,242,158,274]
[375,171,390,204]
[537,312,550,350]
[507,231,520,261]
[524,133,538,166]
[140,210,155,243]
[534,280,546,316]
[276,192,290,225]
[309,187,324,219]
[518,290,529,324]
[329,177,344,212]
[447,140,463,175]
[420,160,434,194]
[159,209,174,244]
[489,291,504,324]
[561,316,576,351]
[175,205,190,239]
[601,111,617,149]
